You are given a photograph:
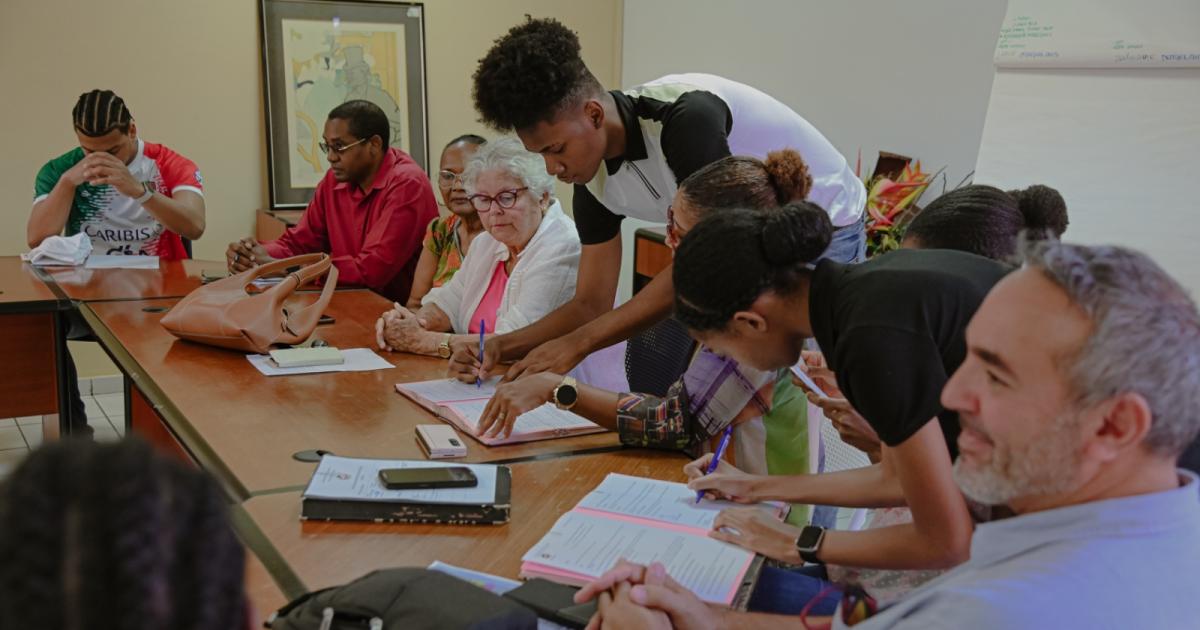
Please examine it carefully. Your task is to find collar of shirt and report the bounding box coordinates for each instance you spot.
[332,147,399,197]
[969,470,1200,568]
[603,90,649,177]
[485,201,568,265]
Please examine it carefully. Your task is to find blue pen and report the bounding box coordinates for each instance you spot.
[696,425,735,503]
[476,319,485,388]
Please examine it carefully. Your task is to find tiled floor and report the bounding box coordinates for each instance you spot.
[0,392,126,478]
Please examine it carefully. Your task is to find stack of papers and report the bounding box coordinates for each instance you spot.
[246,348,393,376]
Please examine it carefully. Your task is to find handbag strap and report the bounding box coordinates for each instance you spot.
[247,253,332,288]
[279,265,339,337]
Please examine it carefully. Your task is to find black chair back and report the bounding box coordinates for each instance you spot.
[624,317,696,398]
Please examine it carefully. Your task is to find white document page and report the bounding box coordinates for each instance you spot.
[576,473,749,531]
[85,254,160,269]
[247,348,392,376]
[304,455,498,505]
[451,399,598,435]
[522,510,753,605]
[398,377,499,403]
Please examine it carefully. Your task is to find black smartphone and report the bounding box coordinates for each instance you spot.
[378,466,477,490]
[318,314,335,325]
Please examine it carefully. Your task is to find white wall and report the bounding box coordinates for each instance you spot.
[617,0,1008,298]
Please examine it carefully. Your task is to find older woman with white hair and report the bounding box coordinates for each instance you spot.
[376,137,627,390]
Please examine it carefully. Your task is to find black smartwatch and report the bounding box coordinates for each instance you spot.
[795,525,826,564]
[552,376,579,411]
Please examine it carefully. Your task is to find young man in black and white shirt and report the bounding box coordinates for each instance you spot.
[453,18,864,383]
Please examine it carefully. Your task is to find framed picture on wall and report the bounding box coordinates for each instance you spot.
[260,0,428,207]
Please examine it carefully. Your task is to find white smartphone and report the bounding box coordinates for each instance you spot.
[416,424,468,459]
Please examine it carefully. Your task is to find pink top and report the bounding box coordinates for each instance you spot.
[469,261,509,334]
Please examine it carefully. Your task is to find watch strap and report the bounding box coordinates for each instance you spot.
[796,525,826,564]
[134,183,153,204]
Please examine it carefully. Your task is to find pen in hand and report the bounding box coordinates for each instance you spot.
[696,425,735,504]
[476,319,485,388]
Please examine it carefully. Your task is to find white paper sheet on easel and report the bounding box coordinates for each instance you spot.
[85,255,160,269]
[246,348,393,376]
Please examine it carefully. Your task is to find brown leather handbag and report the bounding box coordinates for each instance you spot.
[161,253,338,353]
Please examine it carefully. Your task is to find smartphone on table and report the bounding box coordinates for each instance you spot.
[378,466,478,490]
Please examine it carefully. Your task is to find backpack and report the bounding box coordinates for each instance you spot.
[266,568,537,630]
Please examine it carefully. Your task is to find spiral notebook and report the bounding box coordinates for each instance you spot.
[520,473,781,607]
[395,377,604,446]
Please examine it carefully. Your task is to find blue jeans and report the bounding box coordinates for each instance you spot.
[821,215,867,264]
[748,565,841,616]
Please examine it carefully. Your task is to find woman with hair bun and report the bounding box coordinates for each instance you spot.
[641,202,1012,610]
[903,184,1068,259]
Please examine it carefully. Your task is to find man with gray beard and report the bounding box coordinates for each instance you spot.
[571,239,1200,629]
[833,238,1200,628]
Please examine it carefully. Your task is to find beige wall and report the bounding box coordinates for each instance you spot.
[0,0,622,377]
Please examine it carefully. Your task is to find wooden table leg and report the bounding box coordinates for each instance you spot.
[127,378,194,464]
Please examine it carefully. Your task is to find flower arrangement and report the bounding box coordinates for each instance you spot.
[858,151,942,257]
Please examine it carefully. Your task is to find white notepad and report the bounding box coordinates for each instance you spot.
[395,378,603,446]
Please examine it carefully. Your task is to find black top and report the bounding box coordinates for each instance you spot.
[808,249,1011,454]
[572,89,732,244]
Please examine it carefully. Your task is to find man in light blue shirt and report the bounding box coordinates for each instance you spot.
[573,239,1200,629]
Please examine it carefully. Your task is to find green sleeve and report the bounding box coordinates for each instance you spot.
[34,148,84,199]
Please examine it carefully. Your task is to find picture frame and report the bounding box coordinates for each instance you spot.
[260,0,428,207]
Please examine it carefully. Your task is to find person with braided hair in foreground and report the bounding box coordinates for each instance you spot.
[0,438,251,630]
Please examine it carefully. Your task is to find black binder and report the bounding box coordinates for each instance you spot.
[301,465,512,525]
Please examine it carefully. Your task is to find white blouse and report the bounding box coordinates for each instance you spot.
[422,200,580,335]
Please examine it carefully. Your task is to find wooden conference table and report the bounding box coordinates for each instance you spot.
[63,261,688,616]
[38,257,216,303]
[0,257,71,436]
[82,289,623,500]
[238,449,688,601]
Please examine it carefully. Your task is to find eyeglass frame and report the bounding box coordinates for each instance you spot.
[318,137,368,155]
[468,187,530,213]
[438,170,466,186]
[666,204,682,247]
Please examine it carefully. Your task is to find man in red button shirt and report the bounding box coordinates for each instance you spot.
[227,100,437,302]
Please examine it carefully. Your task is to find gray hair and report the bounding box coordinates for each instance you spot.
[1019,236,1200,457]
[461,136,556,200]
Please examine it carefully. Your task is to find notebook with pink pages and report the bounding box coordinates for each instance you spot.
[520,473,782,608]
[395,377,605,446]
